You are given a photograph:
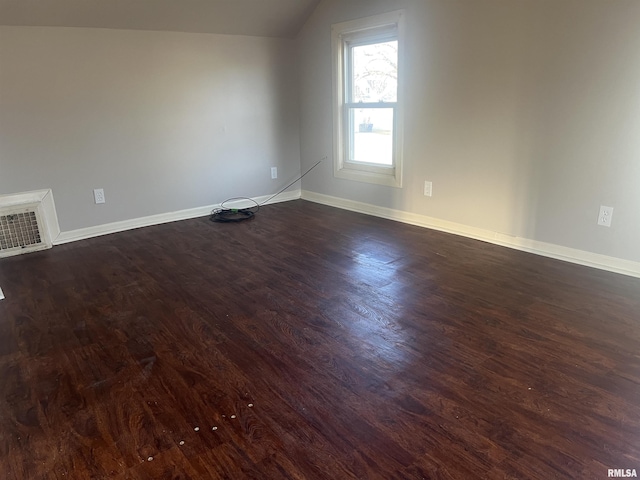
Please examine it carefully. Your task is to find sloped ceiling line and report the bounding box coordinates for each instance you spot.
[0,0,322,38]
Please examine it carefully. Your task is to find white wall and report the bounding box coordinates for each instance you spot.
[0,26,300,232]
[298,0,640,264]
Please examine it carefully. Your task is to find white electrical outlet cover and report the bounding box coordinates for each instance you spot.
[598,206,614,227]
[94,188,105,204]
[0,287,4,300]
[424,181,433,197]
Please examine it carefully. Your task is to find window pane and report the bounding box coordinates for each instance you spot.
[351,40,397,103]
[349,108,394,166]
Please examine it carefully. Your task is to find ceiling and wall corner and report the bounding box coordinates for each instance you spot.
[0,0,322,38]
[0,1,318,234]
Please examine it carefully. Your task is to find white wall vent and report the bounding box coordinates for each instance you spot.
[0,189,60,258]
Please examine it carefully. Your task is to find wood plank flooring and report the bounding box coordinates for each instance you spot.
[0,199,639,479]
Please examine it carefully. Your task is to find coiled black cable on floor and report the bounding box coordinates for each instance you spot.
[209,159,323,223]
[210,197,260,223]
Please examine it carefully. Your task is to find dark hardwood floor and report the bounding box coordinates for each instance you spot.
[0,199,639,479]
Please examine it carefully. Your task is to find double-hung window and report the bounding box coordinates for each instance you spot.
[332,11,405,187]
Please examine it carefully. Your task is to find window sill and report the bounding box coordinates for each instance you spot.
[334,164,402,187]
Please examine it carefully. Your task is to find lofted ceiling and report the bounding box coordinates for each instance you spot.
[0,0,322,38]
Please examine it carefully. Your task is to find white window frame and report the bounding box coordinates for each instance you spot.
[331,10,405,188]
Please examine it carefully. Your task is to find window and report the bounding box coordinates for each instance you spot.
[332,11,405,187]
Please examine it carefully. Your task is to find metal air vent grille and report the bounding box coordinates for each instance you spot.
[1,210,41,250]
[0,207,47,257]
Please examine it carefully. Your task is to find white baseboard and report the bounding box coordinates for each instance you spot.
[301,190,640,279]
[54,190,301,245]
